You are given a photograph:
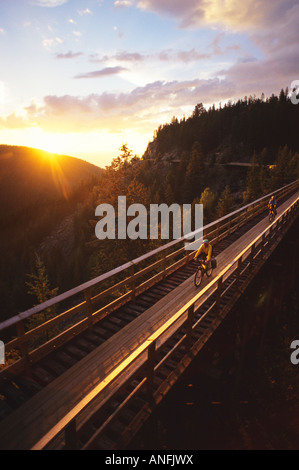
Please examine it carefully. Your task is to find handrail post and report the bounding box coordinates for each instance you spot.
[261,233,266,258]
[84,288,93,331]
[269,224,273,245]
[215,276,223,314]
[215,223,219,243]
[228,217,232,235]
[16,320,30,367]
[162,251,167,279]
[185,304,195,351]
[146,340,156,402]
[130,264,136,302]
[65,418,77,450]
[249,242,255,269]
[236,256,242,287]
[279,213,283,231]
[277,217,282,233]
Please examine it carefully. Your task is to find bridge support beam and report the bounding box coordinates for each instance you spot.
[16,320,31,375]
[65,419,77,450]
[146,340,156,402]
[185,305,195,352]
[84,288,93,331]
[215,276,223,314]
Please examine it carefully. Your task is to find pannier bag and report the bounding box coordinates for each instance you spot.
[211,257,217,269]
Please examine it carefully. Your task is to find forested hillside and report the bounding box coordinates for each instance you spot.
[1,89,299,321]
[144,88,299,163]
[0,146,102,319]
[0,145,102,225]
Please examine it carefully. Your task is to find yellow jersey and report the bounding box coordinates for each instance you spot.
[195,242,212,261]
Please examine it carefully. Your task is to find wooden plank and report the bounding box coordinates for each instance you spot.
[63,345,87,360]
[53,350,77,369]
[42,359,67,377]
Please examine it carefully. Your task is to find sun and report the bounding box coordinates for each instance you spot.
[31,132,69,156]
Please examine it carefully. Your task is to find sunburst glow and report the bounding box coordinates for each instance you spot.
[48,155,71,200]
[28,130,72,156]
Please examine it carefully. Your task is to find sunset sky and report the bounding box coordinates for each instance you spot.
[0,0,298,167]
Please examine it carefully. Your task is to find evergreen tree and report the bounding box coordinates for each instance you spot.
[191,197,201,233]
[165,165,177,203]
[175,151,189,203]
[217,186,234,218]
[243,152,262,203]
[26,254,59,342]
[183,142,205,203]
[165,183,175,205]
[269,145,292,190]
[200,187,217,224]
[26,254,58,306]
[192,102,206,118]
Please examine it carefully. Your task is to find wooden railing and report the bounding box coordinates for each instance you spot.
[0,179,298,376]
[31,187,299,450]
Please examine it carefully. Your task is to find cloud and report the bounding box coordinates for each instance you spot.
[209,32,240,56]
[89,51,148,63]
[0,60,296,137]
[104,51,146,63]
[42,37,63,50]
[250,3,299,55]
[74,66,128,79]
[90,48,211,65]
[160,49,210,63]
[78,8,93,15]
[0,81,6,105]
[0,79,241,134]
[31,0,68,6]
[56,51,83,59]
[218,44,299,96]
[113,25,124,39]
[2,5,298,139]
[114,1,132,7]
[130,0,299,95]
[134,0,298,32]
[0,113,30,130]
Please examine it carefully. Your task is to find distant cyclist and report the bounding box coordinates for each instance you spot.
[268,195,277,216]
[194,239,212,270]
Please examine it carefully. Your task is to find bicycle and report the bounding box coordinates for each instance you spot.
[268,206,276,223]
[194,257,213,287]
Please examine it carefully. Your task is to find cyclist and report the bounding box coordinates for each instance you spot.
[194,239,212,271]
[268,195,277,216]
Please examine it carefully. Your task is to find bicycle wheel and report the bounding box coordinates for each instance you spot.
[269,211,274,223]
[206,265,213,277]
[194,268,203,287]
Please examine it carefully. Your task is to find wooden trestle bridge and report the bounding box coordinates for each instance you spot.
[0,180,298,450]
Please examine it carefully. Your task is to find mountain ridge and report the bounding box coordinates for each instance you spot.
[0,145,102,225]
[0,144,103,318]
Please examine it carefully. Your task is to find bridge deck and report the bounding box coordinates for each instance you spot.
[0,190,298,450]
